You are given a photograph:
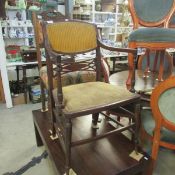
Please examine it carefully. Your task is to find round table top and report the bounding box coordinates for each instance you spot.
[109,70,172,93]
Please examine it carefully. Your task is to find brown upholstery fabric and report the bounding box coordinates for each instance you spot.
[0,0,6,19]
[40,65,96,89]
[53,82,137,113]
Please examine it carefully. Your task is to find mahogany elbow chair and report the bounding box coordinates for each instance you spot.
[32,10,67,112]
[32,10,96,129]
[42,20,142,174]
[127,0,175,90]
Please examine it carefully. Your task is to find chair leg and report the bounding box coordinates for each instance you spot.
[148,129,161,175]
[92,113,99,129]
[153,51,159,72]
[22,66,28,104]
[65,118,72,175]
[144,49,151,76]
[133,103,141,153]
[48,90,57,139]
[126,43,135,90]
[158,50,165,81]
[40,80,47,112]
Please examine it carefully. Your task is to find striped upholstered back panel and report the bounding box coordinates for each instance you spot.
[46,21,97,54]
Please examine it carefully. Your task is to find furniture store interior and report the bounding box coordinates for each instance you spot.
[1,0,175,175]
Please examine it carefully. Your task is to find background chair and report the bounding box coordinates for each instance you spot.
[127,0,175,89]
[137,50,173,80]
[141,76,175,174]
[42,20,141,174]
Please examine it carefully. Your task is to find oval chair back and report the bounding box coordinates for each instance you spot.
[151,76,175,134]
[129,0,175,28]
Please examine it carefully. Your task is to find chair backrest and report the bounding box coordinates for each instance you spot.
[151,76,175,131]
[45,21,98,54]
[32,10,66,69]
[42,20,101,109]
[128,0,175,28]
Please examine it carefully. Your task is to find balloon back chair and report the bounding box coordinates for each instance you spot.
[141,75,175,174]
[127,0,175,89]
[42,20,141,174]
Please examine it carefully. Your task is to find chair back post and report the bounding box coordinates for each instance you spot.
[32,11,43,69]
[128,0,175,28]
[42,20,55,96]
[96,45,102,81]
[42,22,63,112]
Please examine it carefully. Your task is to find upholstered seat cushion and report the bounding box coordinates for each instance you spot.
[53,82,138,114]
[40,66,96,89]
[141,109,175,144]
[128,28,175,42]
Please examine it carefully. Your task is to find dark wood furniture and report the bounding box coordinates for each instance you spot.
[32,10,66,112]
[33,109,150,175]
[126,0,175,90]
[109,54,128,73]
[42,20,141,174]
[16,64,39,104]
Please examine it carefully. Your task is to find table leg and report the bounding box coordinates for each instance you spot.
[34,122,43,147]
[22,66,27,104]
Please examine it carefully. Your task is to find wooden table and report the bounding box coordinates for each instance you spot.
[33,110,150,175]
[109,53,128,73]
[109,70,172,93]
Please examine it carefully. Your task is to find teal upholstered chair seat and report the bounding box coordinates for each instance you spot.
[141,109,175,144]
[129,28,175,42]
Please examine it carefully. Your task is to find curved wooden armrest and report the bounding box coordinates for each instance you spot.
[98,40,137,54]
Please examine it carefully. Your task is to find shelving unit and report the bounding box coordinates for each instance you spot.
[73,0,132,47]
[2,8,34,48]
[0,6,35,108]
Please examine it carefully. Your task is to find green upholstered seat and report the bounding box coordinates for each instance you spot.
[53,82,138,114]
[128,28,175,42]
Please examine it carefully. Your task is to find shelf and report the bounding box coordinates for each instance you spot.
[94,11,116,15]
[5,7,25,10]
[2,20,33,28]
[3,36,34,39]
[2,25,33,27]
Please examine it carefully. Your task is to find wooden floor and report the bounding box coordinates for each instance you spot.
[33,110,150,175]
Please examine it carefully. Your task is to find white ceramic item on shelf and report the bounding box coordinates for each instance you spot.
[17,0,27,9]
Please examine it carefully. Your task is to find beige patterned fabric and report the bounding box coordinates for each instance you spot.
[47,22,97,53]
[40,65,96,89]
[53,82,137,113]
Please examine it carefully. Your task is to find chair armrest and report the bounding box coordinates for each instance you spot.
[98,40,137,54]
